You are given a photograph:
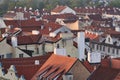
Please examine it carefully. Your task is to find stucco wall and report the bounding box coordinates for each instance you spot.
[68,60,90,80]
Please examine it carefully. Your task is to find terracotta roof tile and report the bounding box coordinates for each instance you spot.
[51,6,67,13]
[0,54,51,80]
[88,66,120,80]
[17,34,42,45]
[89,58,120,80]
[43,13,78,22]
[3,12,17,18]
[83,61,94,72]
[31,54,77,80]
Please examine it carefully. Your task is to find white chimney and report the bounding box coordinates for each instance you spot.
[11,36,18,47]
[77,30,85,61]
[88,52,101,63]
[54,44,66,56]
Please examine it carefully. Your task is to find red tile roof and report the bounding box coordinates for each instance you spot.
[85,32,98,40]
[83,61,94,72]
[88,66,120,80]
[0,54,51,80]
[43,13,78,22]
[17,34,42,45]
[4,19,62,44]
[51,6,67,13]
[3,12,17,18]
[31,54,77,80]
[88,58,120,80]
[74,7,120,15]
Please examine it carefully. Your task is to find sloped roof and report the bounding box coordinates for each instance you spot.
[0,54,51,80]
[4,19,43,27]
[31,54,77,80]
[43,13,78,22]
[3,12,17,18]
[88,66,120,80]
[85,32,98,40]
[83,61,94,73]
[51,6,67,13]
[4,19,62,44]
[88,58,120,80]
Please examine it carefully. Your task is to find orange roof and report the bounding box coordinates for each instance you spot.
[0,54,51,80]
[85,32,99,40]
[31,54,77,80]
[51,6,67,13]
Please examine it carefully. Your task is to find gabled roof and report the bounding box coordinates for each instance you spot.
[4,19,43,27]
[31,54,77,80]
[51,6,67,13]
[3,12,17,18]
[85,32,99,40]
[0,54,51,80]
[4,19,63,44]
[88,58,120,80]
[43,13,78,22]
[17,34,42,45]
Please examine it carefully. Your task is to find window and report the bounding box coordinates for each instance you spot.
[112,48,115,54]
[116,49,119,55]
[96,45,99,50]
[108,47,110,53]
[100,45,102,51]
[92,44,94,49]
[19,54,23,58]
[108,37,110,42]
[0,55,4,59]
[103,46,105,51]
[6,53,12,58]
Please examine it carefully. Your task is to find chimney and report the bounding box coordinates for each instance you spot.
[11,36,18,47]
[87,52,101,64]
[54,44,66,56]
[77,30,85,61]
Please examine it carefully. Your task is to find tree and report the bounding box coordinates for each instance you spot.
[108,0,120,8]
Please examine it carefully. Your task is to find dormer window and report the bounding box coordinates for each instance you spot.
[108,37,110,42]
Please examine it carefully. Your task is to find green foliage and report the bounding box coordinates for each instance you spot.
[108,0,120,8]
[0,0,120,16]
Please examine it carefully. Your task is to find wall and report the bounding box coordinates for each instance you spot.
[68,60,90,80]
[0,39,13,57]
[65,20,79,30]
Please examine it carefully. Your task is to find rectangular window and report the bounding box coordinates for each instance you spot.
[103,46,105,51]
[112,48,115,54]
[0,55,4,59]
[96,45,99,50]
[19,54,23,58]
[6,53,12,58]
[100,45,102,51]
[92,44,94,49]
[108,47,110,53]
[116,49,119,55]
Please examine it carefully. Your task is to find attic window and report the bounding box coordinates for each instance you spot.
[108,37,110,42]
